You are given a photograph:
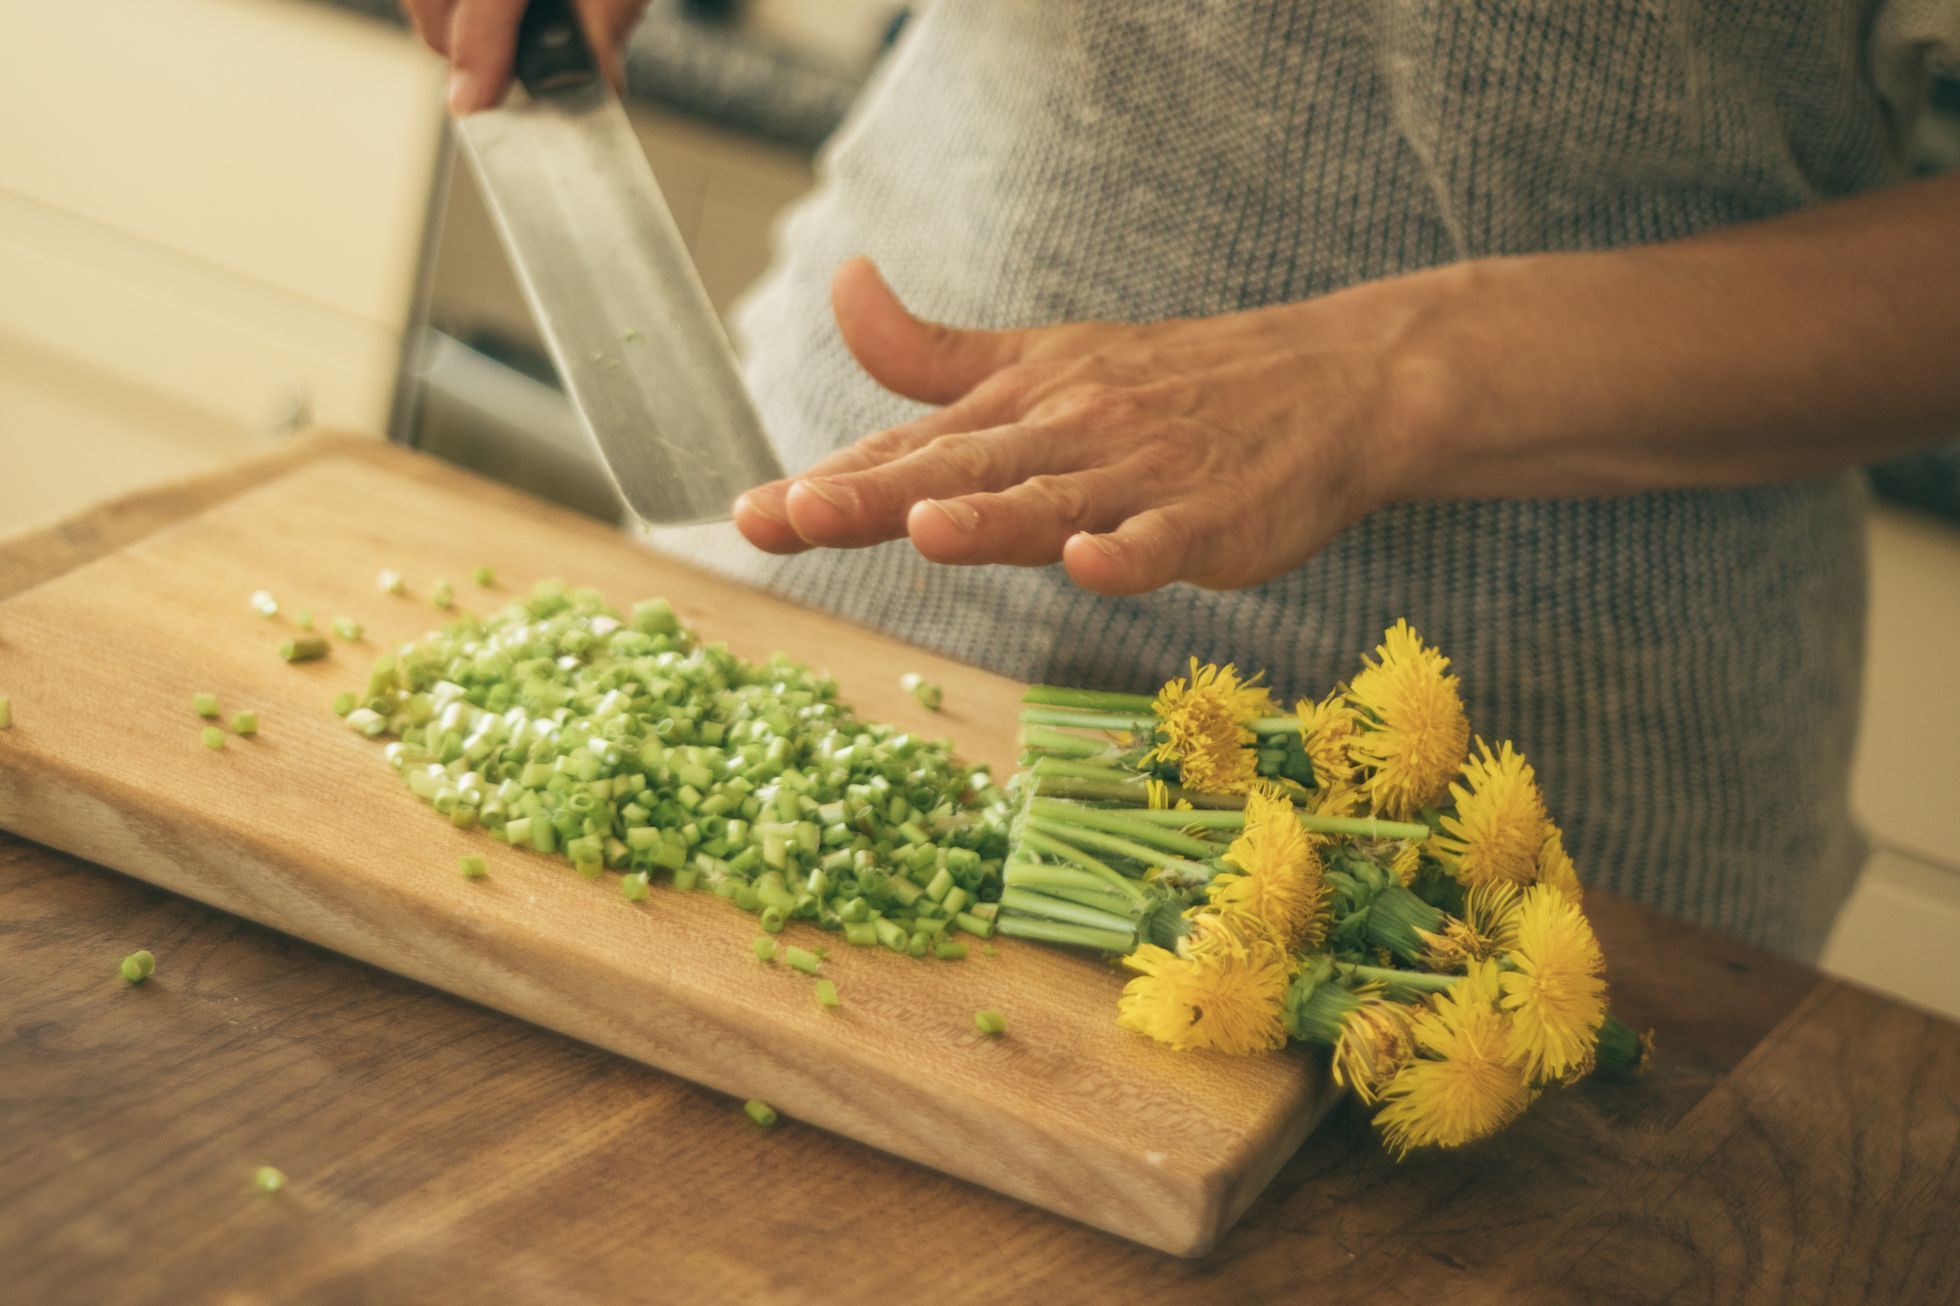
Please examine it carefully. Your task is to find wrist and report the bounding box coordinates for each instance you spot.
[1363,258,1496,505]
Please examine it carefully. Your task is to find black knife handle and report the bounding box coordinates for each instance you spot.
[515,0,599,96]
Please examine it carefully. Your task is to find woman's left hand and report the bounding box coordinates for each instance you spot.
[733,257,1443,595]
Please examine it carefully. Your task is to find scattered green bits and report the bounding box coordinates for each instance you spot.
[331,692,356,717]
[379,568,405,595]
[934,940,968,961]
[231,711,259,737]
[784,945,822,975]
[253,1165,286,1194]
[431,579,454,610]
[202,726,226,750]
[332,617,364,641]
[743,1099,778,1129]
[193,692,221,718]
[473,565,496,587]
[814,978,839,1008]
[119,949,156,984]
[621,871,650,901]
[279,636,330,663]
[974,1009,1005,1035]
[295,609,314,630]
[899,671,943,712]
[249,590,279,619]
[459,855,488,879]
[752,936,777,963]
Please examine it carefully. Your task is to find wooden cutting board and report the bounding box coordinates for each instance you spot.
[0,437,1328,1255]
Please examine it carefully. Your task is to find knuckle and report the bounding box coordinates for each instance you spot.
[1017,474,1093,525]
[855,426,918,461]
[927,432,1001,482]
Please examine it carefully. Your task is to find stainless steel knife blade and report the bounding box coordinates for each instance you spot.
[454,2,783,525]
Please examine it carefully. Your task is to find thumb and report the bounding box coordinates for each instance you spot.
[830,257,1026,405]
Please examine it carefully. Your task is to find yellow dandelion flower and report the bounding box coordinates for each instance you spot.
[1143,659,1276,795]
[1498,885,1607,1084]
[1145,777,1171,810]
[1207,787,1330,951]
[1331,994,1420,1106]
[1294,691,1361,794]
[1374,961,1536,1157]
[1432,739,1548,887]
[1117,930,1290,1055]
[1344,621,1470,819]
[1535,823,1584,905]
[1388,839,1423,886]
[1417,881,1524,971]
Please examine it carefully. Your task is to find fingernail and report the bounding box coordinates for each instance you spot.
[928,498,980,532]
[799,478,859,513]
[446,71,473,114]
[1073,531,1122,559]
[736,491,785,524]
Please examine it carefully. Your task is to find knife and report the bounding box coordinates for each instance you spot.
[454,0,785,525]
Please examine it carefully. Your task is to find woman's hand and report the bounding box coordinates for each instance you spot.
[401,0,649,114]
[734,258,1445,595]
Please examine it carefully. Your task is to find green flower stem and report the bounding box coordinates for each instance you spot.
[1021,686,1156,712]
[1019,727,1121,760]
[999,886,1139,932]
[1015,829,1149,902]
[1028,757,1141,784]
[1024,817,1215,882]
[1365,883,1448,961]
[1282,973,1365,1046]
[996,913,1137,953]
[1341,963,1460,994]
[1125,808,1431,841]
[1026,774,1243,808]
[1594,1012,1651,1072]
[1250,715,1306,735]
[1017,706,1151,732]
[1027,798,1218,857]
[1037,883,1145,915]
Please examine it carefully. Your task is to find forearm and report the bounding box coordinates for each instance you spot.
[1395,172,1960,500]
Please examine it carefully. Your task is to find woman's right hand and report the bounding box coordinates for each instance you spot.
[401,0,650,114]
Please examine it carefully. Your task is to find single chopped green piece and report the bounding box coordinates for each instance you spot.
[814,978,839,1008]
[249,590,279,619]
[621,871,650,901]
[784,945,822,975]
[982,943,999,957]
[201,726,226,750]
[331,692,356,716]
[934,940,968,961]
[295,609,314,630]
[752,936,777,963]
[119,949,156,983]
[193,692,221,718]
[431,580,454,609]
[459,855,488,879]
[332,617,364,641]
[473,565,496,587]
[0,694,12,729]
[743,1099,778,1129]
[900,672,943,712]
[279,636,330,663]
[379,568,405,595]
[230,711,259,736]
[253,1165,286,1194]
[974,1009,1005,1035]
[760,906,787,934]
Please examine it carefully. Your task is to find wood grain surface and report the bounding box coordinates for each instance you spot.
[2,437,1955,1303]
[0,437,1324,1257]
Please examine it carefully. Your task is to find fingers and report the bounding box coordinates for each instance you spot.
[403,0,456,55]
[905,466,1147,566]
[783,423,1098,548]
[446,0,527,113]
[831,257,1028,405]
[1063,504,1235,595]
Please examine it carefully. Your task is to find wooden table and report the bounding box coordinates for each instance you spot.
[3,440,1956,1304]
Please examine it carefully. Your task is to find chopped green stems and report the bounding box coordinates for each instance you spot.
[760,905,787,933]
[752,937,777,963]
[973,1008,1006,1035]
[1024,817,1213,883]
[119,949,156,983]
[379,569,405,594]
[1010,832,1147,902]
[785,945,822,975]
[332,617,364,641]
[253,1165,287,1193]
[900,672,943,711]
[474,565,496,587]
[331,692,356,716]
[982,943,998,956]
[998,886,1136,934]
[935,940,969,960]
[815,977,840,1007]
[431,579,455,609]
[743,1099,779,1128]
[250,590,279,618]
[1027,757,1139,784]
[201,726,226,750]
[230,711,259,736]
[0,694,10,729]
[995,913,1136,952]
[1020,685,1156,713]
[279,636,330,663]
[193,692,221,718]
[953,911,995,938]
[1018,726,1115,759]
[1341,963,1459,994]
[1027,798,1218,857]
[459,855,488,878]
[1123,807,1433,842]
[621,871,649,901]
[1016,706,1149,732]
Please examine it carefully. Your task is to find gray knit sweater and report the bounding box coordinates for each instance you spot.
[653,0,1960,958]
